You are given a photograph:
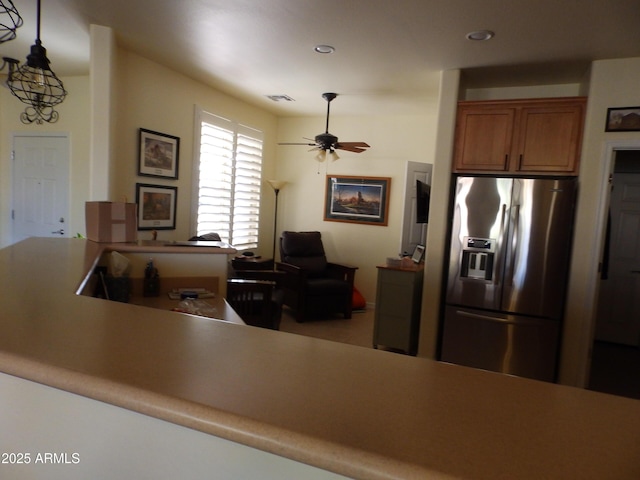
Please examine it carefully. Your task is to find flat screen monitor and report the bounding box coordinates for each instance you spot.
[416,179,430,223]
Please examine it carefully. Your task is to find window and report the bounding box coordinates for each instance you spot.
[195,109,263,250]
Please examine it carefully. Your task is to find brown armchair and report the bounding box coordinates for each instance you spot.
[276,231,357,322]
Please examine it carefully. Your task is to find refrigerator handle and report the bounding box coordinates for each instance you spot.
[500,204,507,237]
[456,309,542,326]
[507,204,520,286]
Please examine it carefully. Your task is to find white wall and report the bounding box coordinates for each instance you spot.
[0,372,347,480]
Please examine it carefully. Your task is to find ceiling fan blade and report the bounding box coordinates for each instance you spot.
[335,141,370,153]
[336,146,366,153]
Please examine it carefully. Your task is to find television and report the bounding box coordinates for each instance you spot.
[416,179,430,224]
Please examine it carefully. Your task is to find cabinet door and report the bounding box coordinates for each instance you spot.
[453,107,515,172]
[373,268,423,354]
[514,103,584,174]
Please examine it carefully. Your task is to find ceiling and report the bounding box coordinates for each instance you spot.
[2,0,640,116]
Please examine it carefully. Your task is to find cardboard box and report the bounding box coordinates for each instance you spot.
[85,202,137,243]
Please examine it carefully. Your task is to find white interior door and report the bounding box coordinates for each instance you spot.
[12,134,70,244]
[595,172,640,346]
[400,161,432,256]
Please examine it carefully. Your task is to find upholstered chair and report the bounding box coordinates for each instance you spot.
[276,231,357,322]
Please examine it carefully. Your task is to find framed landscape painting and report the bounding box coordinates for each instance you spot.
[136,183,177,230]
[605,107,640,132]
[324,175,391,226]
[138,128,180,179]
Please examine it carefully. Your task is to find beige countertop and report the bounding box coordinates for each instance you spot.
[1,237,639,479]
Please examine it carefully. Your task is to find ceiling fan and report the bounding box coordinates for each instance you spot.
[279,92,370,162]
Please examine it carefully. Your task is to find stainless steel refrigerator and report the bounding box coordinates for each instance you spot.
[441,176,577,382]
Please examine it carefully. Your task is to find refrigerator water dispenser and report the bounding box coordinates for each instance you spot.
[460,237,495,280]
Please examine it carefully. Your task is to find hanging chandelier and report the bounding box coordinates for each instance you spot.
[6,0,67,124]
[0,0,23,44]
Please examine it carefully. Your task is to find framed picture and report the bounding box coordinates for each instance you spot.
[138,128,180,179]
[605,107,640,132]
[136,183,177,230]
[324,175,391,226]
[411,244,425,263]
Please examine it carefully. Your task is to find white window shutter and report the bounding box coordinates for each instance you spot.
[196,112,263,250]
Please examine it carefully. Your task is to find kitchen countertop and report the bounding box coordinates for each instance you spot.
[1,237,639,479]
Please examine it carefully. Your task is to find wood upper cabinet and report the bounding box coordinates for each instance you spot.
[453,97,586,175]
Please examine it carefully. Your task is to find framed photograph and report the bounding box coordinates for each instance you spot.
[136,183,177,230]
[411,244,425,263]
[605,107,640,132]
[138,128,180,179]
[324,175,391,226]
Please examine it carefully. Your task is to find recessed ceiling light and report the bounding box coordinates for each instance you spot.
[314,44,335,54]
[466,30,495,41]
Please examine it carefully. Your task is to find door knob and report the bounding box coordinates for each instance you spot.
[51,229,64,235]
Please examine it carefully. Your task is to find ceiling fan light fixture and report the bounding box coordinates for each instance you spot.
[279,92,369,163]
[466,30,494,41]
[315,150,327,162]
[314,44,335,54]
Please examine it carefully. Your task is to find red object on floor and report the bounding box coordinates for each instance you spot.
[352,287,366,310]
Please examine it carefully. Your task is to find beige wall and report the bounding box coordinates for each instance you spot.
[0,76,91,248]
[276,108,439,304]
[419,69,460,358]
[112,51,279,246]
[559,56,640,386]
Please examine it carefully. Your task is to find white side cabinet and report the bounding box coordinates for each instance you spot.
[373,264,424,355]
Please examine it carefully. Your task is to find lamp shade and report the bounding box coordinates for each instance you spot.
[267,180,287,191]
[315,150,327,163]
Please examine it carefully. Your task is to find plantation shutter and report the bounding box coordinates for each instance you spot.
[197,112,263,249]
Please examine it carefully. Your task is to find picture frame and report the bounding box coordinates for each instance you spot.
[324,175,391,226]
[411,244,425,263]
[135,183,177,230]
[605,107,640,132]
[138,128,180,179]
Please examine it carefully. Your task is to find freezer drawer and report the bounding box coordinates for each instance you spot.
[440,306,560,382]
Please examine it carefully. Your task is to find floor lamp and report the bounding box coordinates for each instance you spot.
[267,180,287,264]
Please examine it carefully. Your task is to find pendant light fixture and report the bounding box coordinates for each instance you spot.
[6,0,67,124]
[0,0,22,43]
